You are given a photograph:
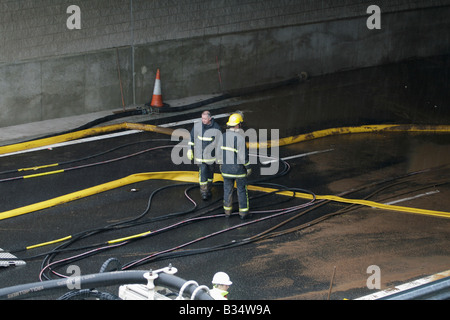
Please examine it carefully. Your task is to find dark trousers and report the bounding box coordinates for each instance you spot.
[199,163,215,185]
[199,163,215,196]
[222,176,249,213]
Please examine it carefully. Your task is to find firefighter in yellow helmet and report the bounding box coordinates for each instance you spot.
[218,112,251,219]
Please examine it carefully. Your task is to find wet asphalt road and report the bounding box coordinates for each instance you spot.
[0,55,449,300]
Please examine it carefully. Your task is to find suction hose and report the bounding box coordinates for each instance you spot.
[34,109,144,140]
[147,93,232,113]
[0,270,213,300]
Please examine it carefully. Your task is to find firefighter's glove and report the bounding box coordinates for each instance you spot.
[187,149,194,161]
[246,168,252,176]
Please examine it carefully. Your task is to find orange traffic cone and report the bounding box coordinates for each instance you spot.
[150,69,164,108]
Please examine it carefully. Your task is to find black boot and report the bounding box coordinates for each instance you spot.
[239,211,252,220]
[206,181,212,199]
[200,184,209,201]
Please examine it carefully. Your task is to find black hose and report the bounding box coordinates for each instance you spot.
[28,109,144,141]
[146,74,307,113]
[0,139,174,179]
[146,93,233,113]
[35,183,199,281]
[120,186,317,270]
[0,270,213,300]
[0,270,146,300]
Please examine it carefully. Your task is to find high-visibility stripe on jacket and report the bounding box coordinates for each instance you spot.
[219,129,250,177]
[189,118,222,163]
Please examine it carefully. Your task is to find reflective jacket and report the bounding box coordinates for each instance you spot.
[209,287,228,300]
[189,118,222,164]
[219,128,250,178]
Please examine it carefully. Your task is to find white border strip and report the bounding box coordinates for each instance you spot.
[356,269,450,300]
[255,148,334,164]
[383,190,440,205]
[0,130,142,158]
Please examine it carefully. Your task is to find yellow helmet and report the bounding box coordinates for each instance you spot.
[226,113,243,126]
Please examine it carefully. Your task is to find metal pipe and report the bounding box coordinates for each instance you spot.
[379,276,450,300]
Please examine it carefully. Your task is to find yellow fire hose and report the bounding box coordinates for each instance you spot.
[0,122,181,155]
[0,171,449,222]
[1,122,449,155]
[0,123,449,222]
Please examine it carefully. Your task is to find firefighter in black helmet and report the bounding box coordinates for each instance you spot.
[219,112,251,219]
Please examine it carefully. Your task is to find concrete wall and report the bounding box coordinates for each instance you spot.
[0,47,133,126]
[1,0,450,127]
[134,5,450,101]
